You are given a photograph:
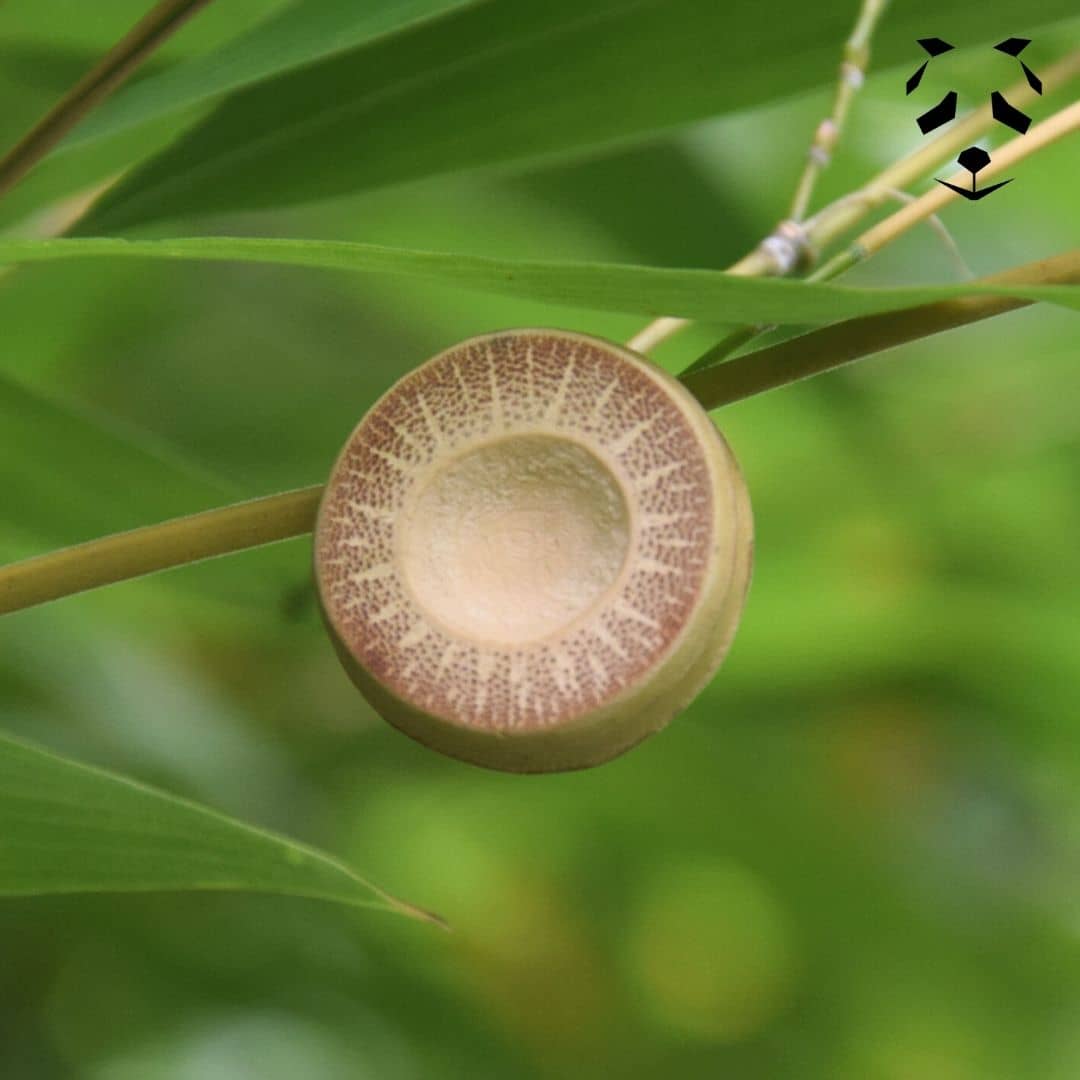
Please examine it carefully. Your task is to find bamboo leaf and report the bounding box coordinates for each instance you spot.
[0,236,1077,324]
[0,727,437,923]
[79,0,1080,231]
[65,0,481,151]
[0,2,473,228]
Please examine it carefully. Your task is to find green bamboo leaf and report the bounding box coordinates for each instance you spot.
[66,0,481,152]
[0,46,94,150]
[0,236,1076,323]
[79,0,1080,232]
[0,1,285,168]
[0,0,277,58]
[0,2,470,229]
[0,727,438,923]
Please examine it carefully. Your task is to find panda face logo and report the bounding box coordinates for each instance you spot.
[906,37,1043,199]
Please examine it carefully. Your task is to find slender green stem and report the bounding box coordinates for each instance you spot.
[624,244,777,353]
[626,47,1080,355]
[673,190,974,378]
[680,249,1080,408]
[802,50,1080,256]
[625,315,692,354]
[2,29,1077,617]
[787,0,890,223]
[852,100,1080,259]
[625,0,893,354]
[0,487,322,616]
[0,0,217,201]
[806,99,1080,283]
[680,324,768,376]
[7,249,1078,616]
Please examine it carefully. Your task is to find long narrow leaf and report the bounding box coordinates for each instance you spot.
[0,728,438,923]
[0,236,1077,324]
[66,0,482,151]
[79,0,1080,231]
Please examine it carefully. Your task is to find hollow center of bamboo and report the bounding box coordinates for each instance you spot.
[400,434,631,645]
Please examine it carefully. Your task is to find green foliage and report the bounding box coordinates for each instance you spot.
[1,234,1078,320]
[0,729,424,918]
[1,0,1080,1076]
[79,0,1079,231]
[67,0,480,151]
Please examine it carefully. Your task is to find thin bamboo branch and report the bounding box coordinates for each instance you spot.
[802,50,1080,256]
[853,99,1080,258]
[623,245,777,353]
[0,486,321,616]
[680,324,766,376]
[7,249,1078,616]
[626,47,1080,355]
[0,0,216,201]
[787,0,890,223]
[627,0,891,355]
[680,249,1080,408]
[2,27,1077,616]
[678,189,971,377]
[625,316,691,354]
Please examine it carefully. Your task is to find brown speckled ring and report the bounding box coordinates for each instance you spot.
[314,329,753,772]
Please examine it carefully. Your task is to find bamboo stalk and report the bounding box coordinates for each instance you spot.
[0,487,321,616]
[6,249,1078,616]
[787,0,890,222]
[627,48,1080,354]
[0,0,217,200]
[681,249,1080,407]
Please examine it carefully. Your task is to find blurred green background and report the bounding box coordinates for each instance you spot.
[2,2,1080,1077]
